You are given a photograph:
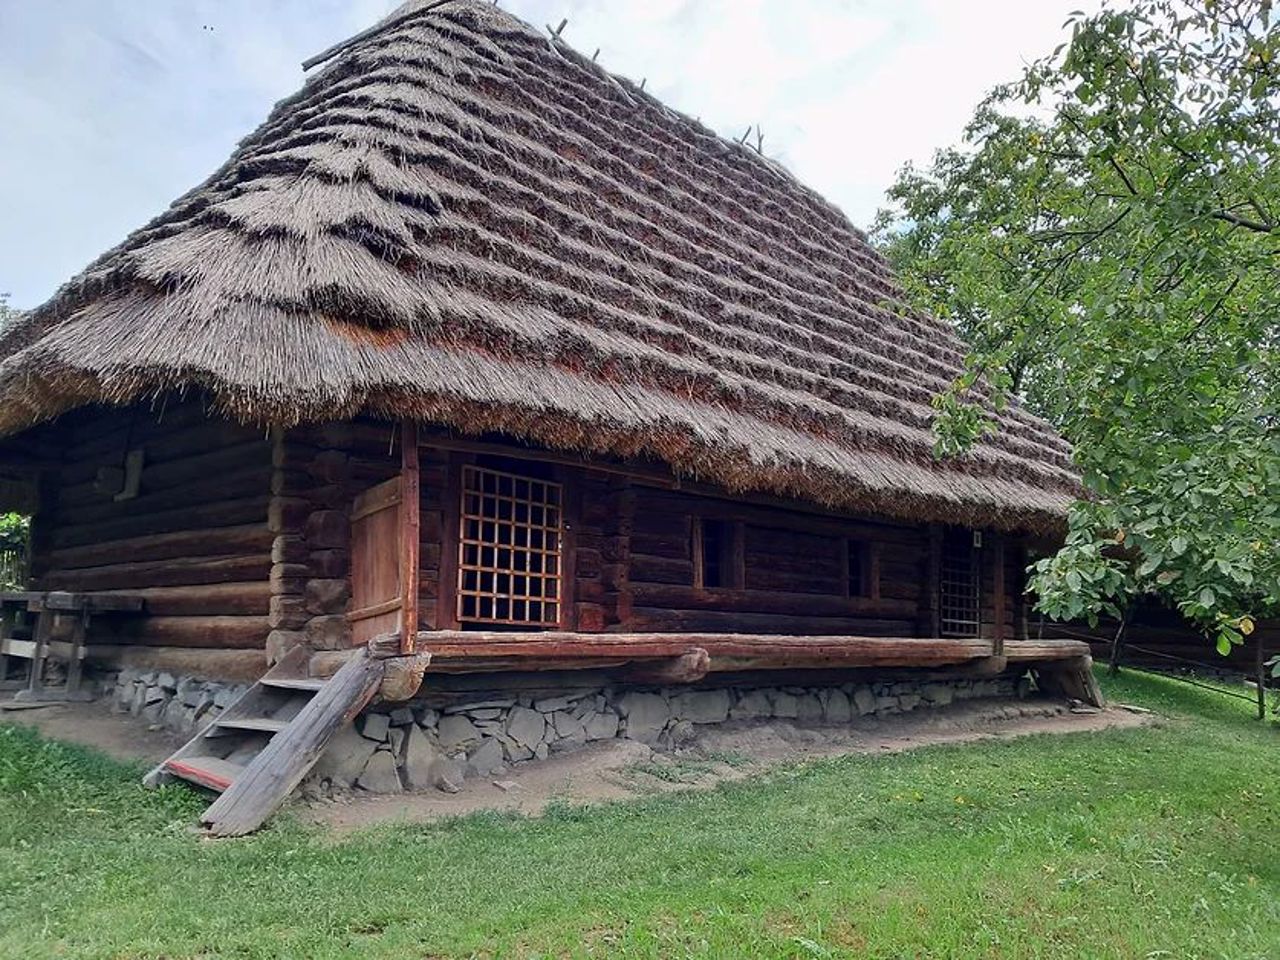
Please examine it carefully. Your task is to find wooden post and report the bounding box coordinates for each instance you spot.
[400,421,420,656]
[991,532,1006,656]
[1108,603,1131,676]
[919,524,942,638]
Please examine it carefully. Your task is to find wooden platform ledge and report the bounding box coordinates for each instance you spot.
[311,632,1093,679]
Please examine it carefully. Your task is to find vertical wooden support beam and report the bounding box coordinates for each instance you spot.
[1013,539,1029,641]
[730,520,746,590]
[690,516,706,591]
[991,531,1006,655]
[919,524,942,638]
[868,542,882,601]
[436,453,462,630]
[560,469,580,631]
[1256,633,1267,721]
[399,421,420,656]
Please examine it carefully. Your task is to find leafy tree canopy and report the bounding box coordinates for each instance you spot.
[873,0,1279,654]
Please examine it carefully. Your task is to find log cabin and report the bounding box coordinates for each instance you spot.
[0,1,1102,832]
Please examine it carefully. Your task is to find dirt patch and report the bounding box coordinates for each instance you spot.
[304,699,1150,833]
[0,700,184,765]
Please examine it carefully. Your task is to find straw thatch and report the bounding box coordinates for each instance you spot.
[0,0,1080,532]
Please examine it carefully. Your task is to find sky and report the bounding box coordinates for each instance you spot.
[0,0,1089,309]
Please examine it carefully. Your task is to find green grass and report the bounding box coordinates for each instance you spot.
[1,671,1277,959]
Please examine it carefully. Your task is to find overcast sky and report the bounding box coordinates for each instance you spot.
[0,0,1088,309]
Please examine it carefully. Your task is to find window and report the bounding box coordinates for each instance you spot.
[457,464,563,627]
[693,517,740,590]
[940,530,981,637]
[844,539,868,598]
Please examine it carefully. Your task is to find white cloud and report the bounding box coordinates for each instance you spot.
[0,0,1088,307]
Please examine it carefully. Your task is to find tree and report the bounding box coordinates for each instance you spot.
[873,0,1280,656]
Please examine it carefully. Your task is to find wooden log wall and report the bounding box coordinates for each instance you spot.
[27,401,275,669]
[608,486,930,636]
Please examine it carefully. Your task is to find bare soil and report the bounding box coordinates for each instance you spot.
[1,696,1150,834]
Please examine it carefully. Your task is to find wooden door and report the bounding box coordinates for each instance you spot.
[349,477,404,646]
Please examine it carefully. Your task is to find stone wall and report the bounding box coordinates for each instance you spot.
[108,668,249,735]
[304,674,1021,797]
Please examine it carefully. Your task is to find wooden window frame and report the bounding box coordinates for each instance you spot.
[841,538,881,601]
[692,516,744,592]
[436,454,577,631]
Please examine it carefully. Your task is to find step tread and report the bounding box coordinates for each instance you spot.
[261,677,326,692]
[165,756,245,793]
[215,717,291,733]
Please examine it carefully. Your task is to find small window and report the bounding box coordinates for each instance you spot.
[457,464,563,627]
[845,539,867,598]
[693,517,740,590]
[940,530,981,637]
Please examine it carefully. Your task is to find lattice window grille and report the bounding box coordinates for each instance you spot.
[457,465,563,627]
[940,538,981,637]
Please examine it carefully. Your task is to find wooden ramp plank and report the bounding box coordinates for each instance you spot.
[200,648,385,838]
[166,757,244,793]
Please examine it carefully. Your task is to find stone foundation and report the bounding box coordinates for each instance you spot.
[304,674,1023,797]
[104,668,1026,797]
[106,668,249,735]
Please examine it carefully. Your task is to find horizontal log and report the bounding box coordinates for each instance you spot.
[39,554,271,593]
[100,582,271,617]
[58,436,271,502]
[630,583,916,619]
[46,524,272,570]
[624,607,917,636]
[97,616,270,650]
[54,465,271,528]
[85,645,268,683]
[50,496,269,550]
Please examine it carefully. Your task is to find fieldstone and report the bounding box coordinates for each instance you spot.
[466,708,504,721]
[731,689,773,720]
[533,694,577,713]
[142,701,165,725]
[583,710,619,741]
[401,726,443,790]
[875,696,900,714]
[178,679,204,708]
[389,706,415,727]
[445,698,516,713]
[824,689,853,723]
[552,710,587,743]
[129,684,147,715]
[493,780,520,793]
[670,689,731,724]
[899,693,922,712]
[431,755,466,793]
[160,698,187,730]
[505,706,546,748]
[312,725,380,787]
[360,712,391,742]
[853,687,877,716]
[156,672,178,691]
[534,743,549,761]
[921,683,954,706]
[795,694,824,723]
[438,714,482,751]
[770,691,799,719]
[144,685,166,705]
[617,692,670,741]
[387,727,407,757]
[499,735,534,762]
[474,719,505,737]
[356,749,403,793]
[571,698,597,721]
[416,707,440,729]
[466,738,505,776]
[666,719,697,747]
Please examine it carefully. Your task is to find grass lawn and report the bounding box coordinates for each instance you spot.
[1,671,1276,959]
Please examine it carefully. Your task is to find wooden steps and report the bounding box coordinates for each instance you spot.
[145,644,386,836]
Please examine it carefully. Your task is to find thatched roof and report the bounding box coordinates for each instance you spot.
[0,0,1079,532]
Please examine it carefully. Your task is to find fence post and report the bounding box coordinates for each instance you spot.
[1256,634,1267,722]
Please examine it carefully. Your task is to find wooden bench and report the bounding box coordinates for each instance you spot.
[1,592,144,703]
